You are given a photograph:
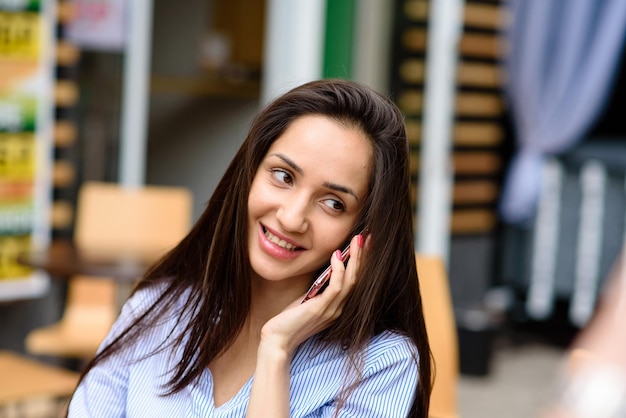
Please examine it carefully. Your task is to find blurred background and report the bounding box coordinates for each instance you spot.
[1,0,625,416]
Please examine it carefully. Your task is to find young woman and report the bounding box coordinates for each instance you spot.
[68,79,432,417]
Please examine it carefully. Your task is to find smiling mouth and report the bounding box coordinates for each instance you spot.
[263,226,302,252]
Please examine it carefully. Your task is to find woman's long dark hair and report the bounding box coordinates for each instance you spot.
[77,79,432,416]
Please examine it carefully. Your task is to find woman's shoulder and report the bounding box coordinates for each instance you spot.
[125,280,168,309]
[369,329,415,348]
[362,330,419,371]
[108,279,193,352]
[123,278,190,317]
[297,330,417,372]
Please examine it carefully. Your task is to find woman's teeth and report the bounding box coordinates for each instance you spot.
[264,229,297,251]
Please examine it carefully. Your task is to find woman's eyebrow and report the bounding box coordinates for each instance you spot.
[270,153,303,174]
[323,182,359,202]
[270,153,359,202]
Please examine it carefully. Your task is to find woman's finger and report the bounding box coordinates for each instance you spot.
[344,233,365,288]
[325,234,364,306]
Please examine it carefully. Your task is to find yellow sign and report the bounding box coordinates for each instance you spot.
[0,12,41,93]
[0,234,31,278]
[0,4,52,296]
[0,11,40,60]
[0,132,35,180]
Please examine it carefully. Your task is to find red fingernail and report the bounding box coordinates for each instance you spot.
[335,249,343,260]
[357,234,364,248]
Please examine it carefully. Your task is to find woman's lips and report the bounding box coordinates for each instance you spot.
[258,224,303,260]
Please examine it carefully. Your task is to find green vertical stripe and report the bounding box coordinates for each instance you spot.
[323,0,356,79]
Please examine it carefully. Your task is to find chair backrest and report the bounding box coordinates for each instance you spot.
[74,181,193,260]
[25,182,194,359]
[416,254,460,418]
[63,275,117,326]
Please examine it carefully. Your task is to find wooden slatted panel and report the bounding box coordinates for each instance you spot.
[456,93,504,117]
[53,120,77,147]
[459,33,502,59]
[453,1,507,234]
[406,120,421,146]
[50,201,74,230]
[451,209,497,234]
[403,1,504,30]
[400,58,425,84]
[404,0,428,21]
[397,89,423,116]
[54,81,79,107]
[409,154,506,178]
[56,1,75,24]
[403,28,427,52]
[52,161,75,188]
[454,122,503,147]
[56,41,80,67]
[458,61,503,88]
[413,181,500,206]
[400,60,505,88]
[409,153,420,178]
[453,181,499,204]
[405,121,504,148]
[454,152,501,175]
[464,3,504,30]
[52,0,81,240]
[392,0,507,236]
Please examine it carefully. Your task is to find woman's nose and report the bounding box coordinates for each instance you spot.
[276,195,309,233]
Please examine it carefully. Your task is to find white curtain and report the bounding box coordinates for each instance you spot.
[500,0,626,224]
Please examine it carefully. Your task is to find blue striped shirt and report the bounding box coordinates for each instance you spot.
[68,284,420,417]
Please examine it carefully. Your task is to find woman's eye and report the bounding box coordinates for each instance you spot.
[271,169,293,186]
[323,199,346,212]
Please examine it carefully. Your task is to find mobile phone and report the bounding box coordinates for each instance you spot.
[301,243,352,303]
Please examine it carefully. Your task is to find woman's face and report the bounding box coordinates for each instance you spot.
[247,114,373,292]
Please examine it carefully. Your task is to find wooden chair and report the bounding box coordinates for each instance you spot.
[25,182,193,359]
[25,275,118,359]
[416,254,460,418]
[0,350,79,417]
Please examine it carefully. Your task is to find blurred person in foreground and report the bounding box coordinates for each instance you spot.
[542,249,626,418]
[67,79,432,417]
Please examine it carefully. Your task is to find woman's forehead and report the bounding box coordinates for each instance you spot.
[264,115,373,192]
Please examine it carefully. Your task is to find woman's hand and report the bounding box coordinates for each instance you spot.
[260,233,366,355]
[246,233,367,418]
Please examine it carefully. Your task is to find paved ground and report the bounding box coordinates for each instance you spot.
[458,333,568,418]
